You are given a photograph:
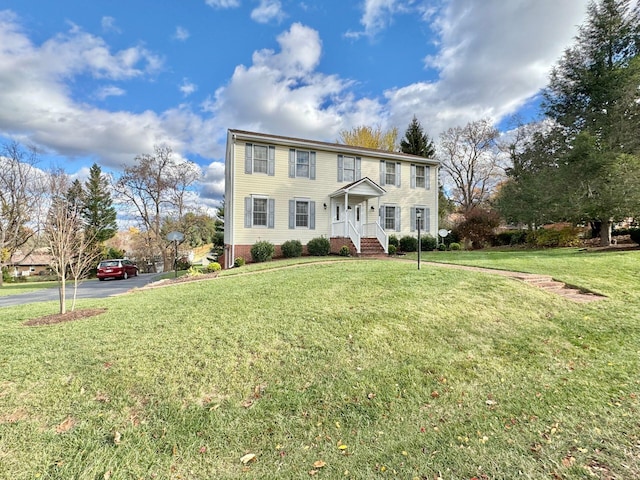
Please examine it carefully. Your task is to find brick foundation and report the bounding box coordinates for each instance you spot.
[225,243,310,267]
[330,237,356,256]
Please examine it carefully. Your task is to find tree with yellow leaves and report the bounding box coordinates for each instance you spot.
[337,125,398,151]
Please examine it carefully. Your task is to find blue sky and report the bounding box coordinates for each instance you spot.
[0,0,589,212]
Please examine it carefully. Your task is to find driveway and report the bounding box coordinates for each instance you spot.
[0,274,163,308]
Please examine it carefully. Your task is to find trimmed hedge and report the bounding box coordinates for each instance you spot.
[250,241,275,263]
[307,237,330,256]
[281,240,303,258]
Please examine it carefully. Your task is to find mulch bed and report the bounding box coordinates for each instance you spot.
[24,308,108,326]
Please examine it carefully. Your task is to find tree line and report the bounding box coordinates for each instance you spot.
[339,0,640,247]
[0,142,221,314]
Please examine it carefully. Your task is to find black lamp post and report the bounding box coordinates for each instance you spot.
[166,231,185,278]
[416,211,421,270]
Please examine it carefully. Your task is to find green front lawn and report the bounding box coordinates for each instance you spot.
[0,251,638,479]
[0,280,59,297]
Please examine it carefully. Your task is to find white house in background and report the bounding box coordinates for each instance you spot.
[222,129,439,268]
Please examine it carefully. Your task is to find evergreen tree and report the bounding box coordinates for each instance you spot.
[83,163,117,243]
[66,179,85,212]
[540,0,640,245]
[400,116,435,158]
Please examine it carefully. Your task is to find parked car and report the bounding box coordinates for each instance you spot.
[97,259,138,281]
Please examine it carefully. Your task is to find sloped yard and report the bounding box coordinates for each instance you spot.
[0,251,638,479]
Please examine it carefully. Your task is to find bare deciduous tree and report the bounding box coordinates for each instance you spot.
[0,142,45,286]
[45,171,101,314]
[112,145,200,272]
[438,119,502,213]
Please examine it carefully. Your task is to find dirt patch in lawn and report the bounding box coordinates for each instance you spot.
[24,308,108,326]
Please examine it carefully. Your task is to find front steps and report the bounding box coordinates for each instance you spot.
[359,238,385,257]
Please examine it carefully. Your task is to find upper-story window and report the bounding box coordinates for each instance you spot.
[411,164,431,189]
[245,143,275,176]
[337,155,361,182]
[289,149,316,179]
[380,160,401,187]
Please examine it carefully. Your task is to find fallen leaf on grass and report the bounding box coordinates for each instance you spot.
[308,470,318,476]
[113,431,121,445]
[313,460,326,468]
[562,456,575,467]
[55,416,76,433]
[240,453,256,464]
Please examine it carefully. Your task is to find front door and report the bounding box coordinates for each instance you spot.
[347,205,362,234]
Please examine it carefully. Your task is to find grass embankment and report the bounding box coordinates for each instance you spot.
[0,250,639,479]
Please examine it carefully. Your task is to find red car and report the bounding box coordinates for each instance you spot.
[97,259,138,281]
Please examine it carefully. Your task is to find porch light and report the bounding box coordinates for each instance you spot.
[347,206,352,210]
[323,203,327,210]
[370,205,375,211]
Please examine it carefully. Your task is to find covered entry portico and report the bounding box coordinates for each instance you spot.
[329,177,388,254]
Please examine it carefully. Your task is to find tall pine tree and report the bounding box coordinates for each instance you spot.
[400,116,435,158]
[83,163,117,243]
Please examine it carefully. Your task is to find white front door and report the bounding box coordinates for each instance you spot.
[347,205,362,234]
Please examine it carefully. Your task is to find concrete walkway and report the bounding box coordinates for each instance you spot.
[421,261,605,303]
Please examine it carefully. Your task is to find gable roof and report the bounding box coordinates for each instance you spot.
[229,129,439,166]
[329,177,386,198]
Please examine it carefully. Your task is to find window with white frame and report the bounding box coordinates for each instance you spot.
[296,151,310,178]
[412,206,429,232]
[245,196,274,228]
[411,164,430,189]
[384,205,396,230]
[296,200,309,227]
[415,165,426,188]
[253,197,268,226]
[343,156,355,182]
[253,145,268,174]
[380,160,401,186]
[385,162,397,185]
[289,199,315,229]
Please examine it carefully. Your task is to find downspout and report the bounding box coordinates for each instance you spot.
[229,134,236,268]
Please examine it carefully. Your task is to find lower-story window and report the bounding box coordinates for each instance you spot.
[244,196,275,228]
[381,205,400,231]
[253,198,268,226]
[411,206,430,232]
[289,199,316,229]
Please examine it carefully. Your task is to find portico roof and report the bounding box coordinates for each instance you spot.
[329,177,386,200]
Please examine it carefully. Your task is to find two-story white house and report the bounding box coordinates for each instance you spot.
[223,129,439,268]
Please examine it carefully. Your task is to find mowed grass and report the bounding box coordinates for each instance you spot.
[0,251,639,479]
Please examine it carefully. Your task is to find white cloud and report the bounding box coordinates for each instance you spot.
[205,0,240,8]
[251,0,286,24]
[95,85,126,100]
[179,78,197,96]
[173,26,190,41]
[385,0,589,137]
[207,23,378,141]
[101,16,121,34]
[0,11,173,168]
[201,161,225,198]
[346,0,411,39]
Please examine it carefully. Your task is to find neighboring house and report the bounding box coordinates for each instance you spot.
[8,251,53,277]
[223,129,439,268]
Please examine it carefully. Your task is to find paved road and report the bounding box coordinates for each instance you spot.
[0,274,163,308]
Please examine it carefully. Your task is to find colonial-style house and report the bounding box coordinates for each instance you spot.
[223,129,439,268]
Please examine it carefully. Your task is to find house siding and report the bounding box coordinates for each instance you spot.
[225,130,439,266]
